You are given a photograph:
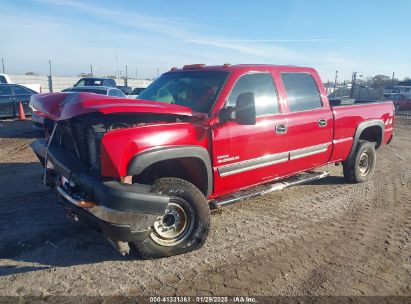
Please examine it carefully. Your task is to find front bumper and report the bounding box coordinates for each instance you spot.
[31,139,170,242]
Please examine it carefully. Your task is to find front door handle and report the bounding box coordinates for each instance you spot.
[318,119,327,127]
[275,124,288,134]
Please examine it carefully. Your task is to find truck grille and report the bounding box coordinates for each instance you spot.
[52,120,101,173]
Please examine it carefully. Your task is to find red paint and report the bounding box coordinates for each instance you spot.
[101,122,209,177]
[36,65,395,200]
[30,92,202,121]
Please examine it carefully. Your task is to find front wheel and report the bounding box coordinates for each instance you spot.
[342,140,377,183]
[131,178,210,259]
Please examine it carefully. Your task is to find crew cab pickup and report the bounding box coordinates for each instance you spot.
[30,64,394,258]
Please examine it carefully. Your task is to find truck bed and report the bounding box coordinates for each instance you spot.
[329,100,394,163]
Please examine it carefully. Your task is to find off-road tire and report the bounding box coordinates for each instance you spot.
[343,140,376,183]
[132,178,210,259]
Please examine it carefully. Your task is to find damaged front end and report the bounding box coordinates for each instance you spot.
[29,92,207,255]
[30,113,177,254]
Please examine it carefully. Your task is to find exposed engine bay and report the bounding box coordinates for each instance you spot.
[45,112,191,173]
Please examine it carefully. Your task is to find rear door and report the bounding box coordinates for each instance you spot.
[211,72,289,197]
[0,85,14,117]
[279,72,333,173]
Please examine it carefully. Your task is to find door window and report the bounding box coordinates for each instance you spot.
[12,85,31,95]
[281,73,322,112]
[0,86,12,96]
[227,73,279,116]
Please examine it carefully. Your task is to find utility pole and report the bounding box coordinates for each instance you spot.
[90,64,93,76]
[333,70,338,93]
[48,59,53,93]
[135,68,138,80]
[156,68,159,78]
[115,51,119,79]
[1,57,5,73]
[350,72,357,99]
[125,65,128,87]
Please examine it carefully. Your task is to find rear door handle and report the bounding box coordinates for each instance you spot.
[318,119,327,127]
[275,124,288,134]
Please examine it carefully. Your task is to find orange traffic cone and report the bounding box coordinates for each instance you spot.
[18,102,26,120]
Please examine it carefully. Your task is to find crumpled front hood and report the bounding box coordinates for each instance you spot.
[29,92,199,121]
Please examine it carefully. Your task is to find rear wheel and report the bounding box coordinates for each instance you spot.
[342,140,376,183]
[131,178,210,259]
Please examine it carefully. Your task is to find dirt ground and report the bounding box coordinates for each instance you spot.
[0,116,410,300]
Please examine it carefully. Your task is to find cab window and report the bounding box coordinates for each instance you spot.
[227,73,279,116]
[281,73,322,112]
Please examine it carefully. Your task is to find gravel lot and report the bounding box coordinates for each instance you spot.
[0,116,410,298]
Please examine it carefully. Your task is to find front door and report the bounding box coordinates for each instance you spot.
[211,72,289,198]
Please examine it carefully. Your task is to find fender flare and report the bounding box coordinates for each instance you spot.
[127,146,213,197]
[348,119,384,159]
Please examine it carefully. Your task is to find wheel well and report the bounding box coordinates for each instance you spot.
[359,126,382,148]
[133,157,209,196]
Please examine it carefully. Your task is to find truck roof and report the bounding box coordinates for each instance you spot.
[169,63,316,74]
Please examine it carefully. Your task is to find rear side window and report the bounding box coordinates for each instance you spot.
[0,76,7,84]
[85,79,102,86]
[227,73,279,116]
[281,73,322,112]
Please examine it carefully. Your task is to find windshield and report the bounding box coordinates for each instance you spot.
[138,71,229,113]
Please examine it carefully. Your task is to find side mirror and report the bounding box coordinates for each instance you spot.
[218,106,235,123]
[236,92,256,125]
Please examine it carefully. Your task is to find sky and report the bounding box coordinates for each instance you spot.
[0,0,410,81]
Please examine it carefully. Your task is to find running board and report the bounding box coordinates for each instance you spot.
[210,171,330,209]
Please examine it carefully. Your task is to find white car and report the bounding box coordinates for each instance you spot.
[0,73,42,93]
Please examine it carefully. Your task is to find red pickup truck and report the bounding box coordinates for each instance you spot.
[31,64,394,258]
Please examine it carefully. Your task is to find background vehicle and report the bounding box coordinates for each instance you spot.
[32,86,125,128]
[73,77,117,88]
[118,85,133,95]
[128,87,146,98]
[390,94,411,111]
[61,86,126,97]
[0,84,37,118]
[31,64,394,259]
[0,73,41,93]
